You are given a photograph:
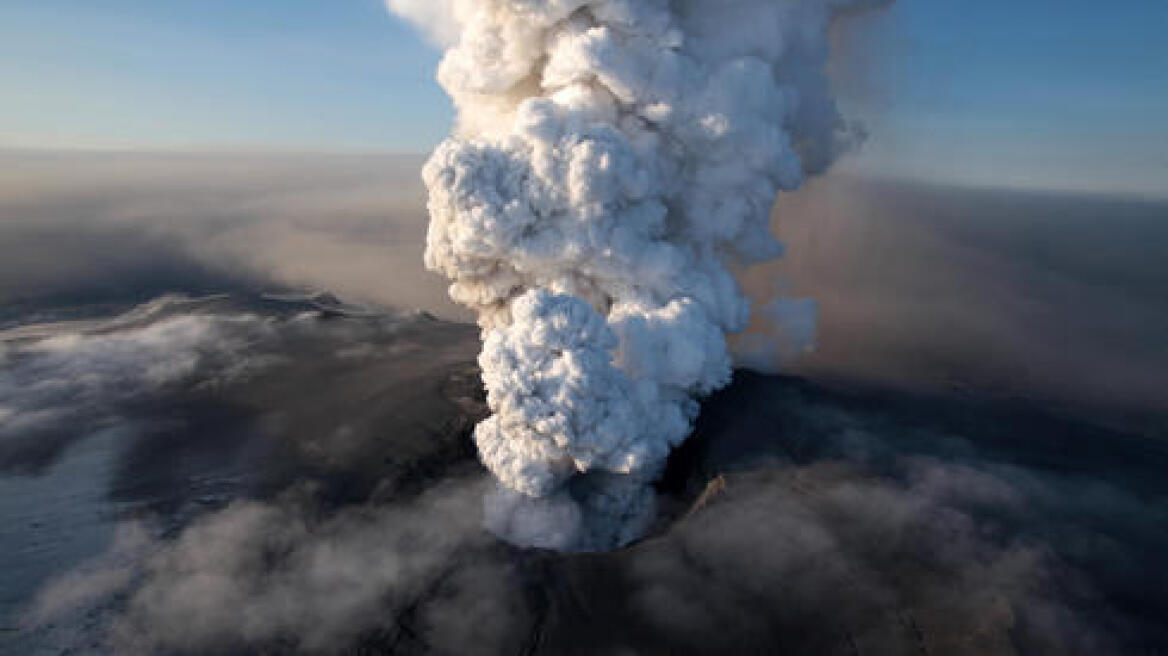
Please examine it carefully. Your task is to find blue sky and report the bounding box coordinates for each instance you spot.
[838,1,1168,196]
[2,0,1166,196]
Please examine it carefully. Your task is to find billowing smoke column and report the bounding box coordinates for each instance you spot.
[388,0,870,551]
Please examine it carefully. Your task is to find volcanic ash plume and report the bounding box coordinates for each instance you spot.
[388,0,870,551]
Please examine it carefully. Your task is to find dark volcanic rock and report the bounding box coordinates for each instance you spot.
[343,371,1168,655]
[8,296,1168,655]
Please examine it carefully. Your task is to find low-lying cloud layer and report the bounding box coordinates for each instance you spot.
[22,333,1168,653]
[42,478,508,654]
[0,297,271,474]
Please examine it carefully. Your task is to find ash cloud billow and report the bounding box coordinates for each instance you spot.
[388,0,873,551]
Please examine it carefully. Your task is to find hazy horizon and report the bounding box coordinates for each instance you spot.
[3,148,1164,433]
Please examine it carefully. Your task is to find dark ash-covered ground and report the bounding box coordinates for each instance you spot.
[3,294,1166,655]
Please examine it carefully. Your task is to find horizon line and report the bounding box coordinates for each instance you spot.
[4,144,1166,203]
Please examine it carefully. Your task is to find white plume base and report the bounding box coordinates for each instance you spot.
[484,472,656,551]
